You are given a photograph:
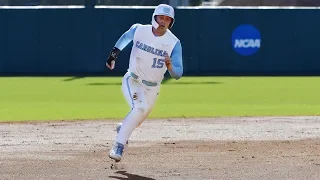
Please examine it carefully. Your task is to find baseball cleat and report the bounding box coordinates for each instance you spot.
[109,142,125,162]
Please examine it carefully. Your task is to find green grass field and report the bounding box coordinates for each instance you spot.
[0,76,320,122]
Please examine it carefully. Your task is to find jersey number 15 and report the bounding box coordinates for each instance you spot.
[151,58,165,68]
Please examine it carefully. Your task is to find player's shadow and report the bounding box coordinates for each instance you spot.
[109,171,155,180]
[62,76,85,81]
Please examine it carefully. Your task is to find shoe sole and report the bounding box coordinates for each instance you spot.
[109,153,121,162]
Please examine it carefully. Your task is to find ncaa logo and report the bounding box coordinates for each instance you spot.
[163,7,170,14]
[232,24,261,56]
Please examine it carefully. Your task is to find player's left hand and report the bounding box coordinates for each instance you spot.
[165,54,172,71]
[106,60,115,70]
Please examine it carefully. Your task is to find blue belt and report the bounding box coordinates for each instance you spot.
[130,72,158,87]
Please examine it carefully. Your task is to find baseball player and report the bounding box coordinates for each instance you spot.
[106,4,183,162]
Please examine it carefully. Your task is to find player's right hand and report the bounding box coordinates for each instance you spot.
[106,47,121,70]
[164,54,172,71]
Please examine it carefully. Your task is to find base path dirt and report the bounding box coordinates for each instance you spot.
[0,117,320,180]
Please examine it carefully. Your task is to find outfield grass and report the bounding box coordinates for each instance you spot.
[0,76,319,121]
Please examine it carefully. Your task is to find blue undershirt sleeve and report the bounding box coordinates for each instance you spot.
[168,40,183,80]
[114,24,138,50]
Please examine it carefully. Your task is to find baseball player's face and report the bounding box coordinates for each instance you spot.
[156,15,172,31]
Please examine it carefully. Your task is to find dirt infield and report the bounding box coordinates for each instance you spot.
[0,117,320,180]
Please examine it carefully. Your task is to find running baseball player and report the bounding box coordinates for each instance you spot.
[106,4,183,162]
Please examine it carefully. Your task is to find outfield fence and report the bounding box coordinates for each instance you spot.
[0,6,319,76]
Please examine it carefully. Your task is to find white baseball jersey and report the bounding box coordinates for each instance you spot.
[114,23,183,84]
[130,24,178,83]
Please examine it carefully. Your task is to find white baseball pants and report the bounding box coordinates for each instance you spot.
[116,72,160,145]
